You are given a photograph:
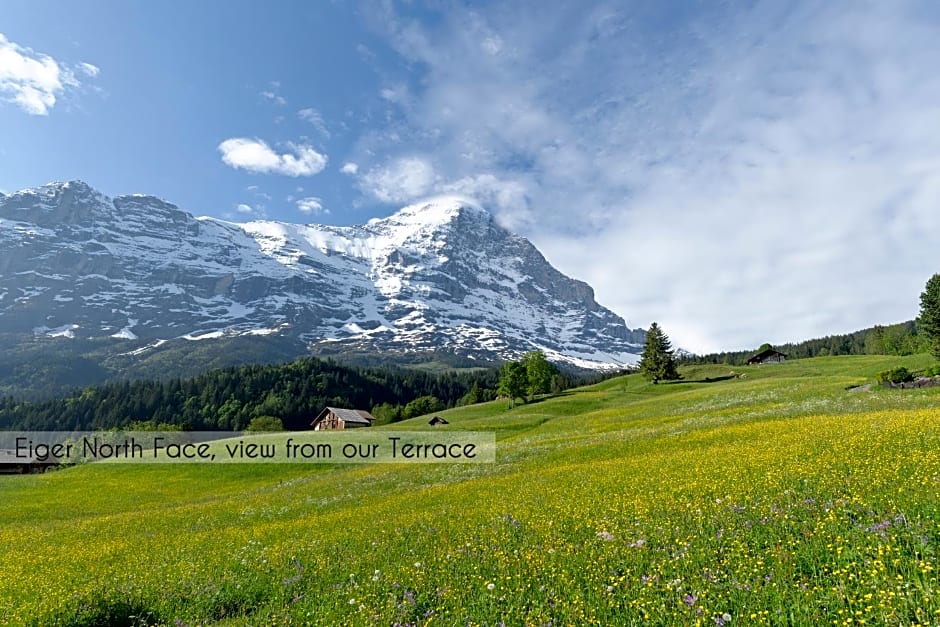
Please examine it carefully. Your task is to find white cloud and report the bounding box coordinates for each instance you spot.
[480,36,503,56]
[360,156,436,203]
[260,82,286,105]
[245,185,271,201]
[296,196,326,214]
[340,162,359,175]
[358,1,940,352]
[298,107,330,137]
[218,137,328,177]
[78,62,99,77]
[0,33,89,115]
[231,201,267,220]
[442,174,530,226]
[380,84,410,104]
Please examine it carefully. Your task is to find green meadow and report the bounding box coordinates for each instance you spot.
[1,355,939,626]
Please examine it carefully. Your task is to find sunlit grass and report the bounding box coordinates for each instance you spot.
[0,354,938,625]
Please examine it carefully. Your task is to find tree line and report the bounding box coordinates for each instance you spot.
[0,352,611,431]
[677,273,940,366]
[680,320,929,365]
[0,358,500,431]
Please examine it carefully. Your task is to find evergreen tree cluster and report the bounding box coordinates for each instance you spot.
[0,357,500,431]
[682,320,929,366]
[919,273,940,360]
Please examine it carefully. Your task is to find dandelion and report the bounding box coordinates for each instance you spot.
[486,582,495,591]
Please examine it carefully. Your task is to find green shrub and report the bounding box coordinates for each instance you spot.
[403,395,445,419]
[876,367,914,384]
[244,415,284,432]
[924,364,940,377]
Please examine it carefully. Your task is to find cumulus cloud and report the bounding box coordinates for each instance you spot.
[296,196,326,214]
[0,33,96,115]
[218,137,328,177]
[360,156,436,203]
[340,162,359,175]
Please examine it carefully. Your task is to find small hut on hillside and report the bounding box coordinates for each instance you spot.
[0,449,60,474]
[311,407,375,430]
[428,416,449,426]
[746,349,787,365]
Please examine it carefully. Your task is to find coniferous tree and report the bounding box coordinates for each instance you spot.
[638,322,680,383]
[919,273,940,359]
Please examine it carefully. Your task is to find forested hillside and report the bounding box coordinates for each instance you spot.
[684,320,926,365]
[0,357,504,431]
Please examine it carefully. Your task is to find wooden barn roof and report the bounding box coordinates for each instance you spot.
[747,349,787,362]
[0,449,43,465]
[316,407,375,426]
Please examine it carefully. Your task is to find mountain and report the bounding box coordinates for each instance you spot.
[0,181,644,393]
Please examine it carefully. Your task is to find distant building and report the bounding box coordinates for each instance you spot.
[428,416,449,426]
[0,449,60,474]
[747,349,787,365]
[311,407,375,430]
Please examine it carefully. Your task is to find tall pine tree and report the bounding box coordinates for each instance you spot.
[638,322,680,383]
[919,273,940,360]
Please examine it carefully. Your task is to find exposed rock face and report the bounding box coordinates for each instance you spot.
[0,181,645,368]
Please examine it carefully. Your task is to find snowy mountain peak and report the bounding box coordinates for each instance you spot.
[377,195,490,228]
[0,179,111,226]
[0,182,646,370]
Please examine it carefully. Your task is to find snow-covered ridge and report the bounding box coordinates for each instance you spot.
[0,181,645,369]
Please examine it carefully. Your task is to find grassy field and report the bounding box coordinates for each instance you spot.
[1,355,939,626]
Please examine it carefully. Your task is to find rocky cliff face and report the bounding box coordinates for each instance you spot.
[0,181,645,369]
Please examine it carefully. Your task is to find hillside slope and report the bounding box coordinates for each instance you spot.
[1,354,938,625]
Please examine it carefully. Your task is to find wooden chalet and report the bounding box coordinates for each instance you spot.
[0,449,60,474]
[428,416,449,426]
[746,349,787,365]
[311,407,375,430]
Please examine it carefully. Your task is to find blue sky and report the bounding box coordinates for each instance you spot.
[2,0,940,353]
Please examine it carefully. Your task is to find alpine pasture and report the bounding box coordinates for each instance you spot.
[1,355,939,626]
